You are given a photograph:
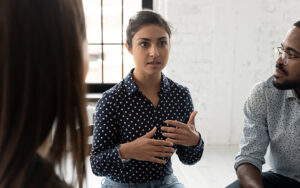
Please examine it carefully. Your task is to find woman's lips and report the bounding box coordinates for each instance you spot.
[147,61,161,64]
[146,61,161,67]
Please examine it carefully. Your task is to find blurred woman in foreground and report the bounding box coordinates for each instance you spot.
[0,0,89,187]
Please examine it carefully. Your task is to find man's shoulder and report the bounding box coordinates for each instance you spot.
[264,76,286,97]
[252,76,281,95]
[250,76,286,105]
[252,76,274,90]
[263,76,277,89]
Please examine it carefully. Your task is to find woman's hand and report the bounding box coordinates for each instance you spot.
[119,127,175,164]
[161,111,201,147]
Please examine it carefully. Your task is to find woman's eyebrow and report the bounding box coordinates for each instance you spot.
[158,36,168,40]
[137,38,151,41]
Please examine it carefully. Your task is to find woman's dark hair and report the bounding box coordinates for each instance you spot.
[126,9,172,48]
[0,0,88,187]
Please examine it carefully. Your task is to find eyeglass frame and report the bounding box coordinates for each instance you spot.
[275,44,300,65]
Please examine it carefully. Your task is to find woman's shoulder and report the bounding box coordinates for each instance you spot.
[51,177,73,188]
[25,155,72,188]
[99,81,125,100]
[103,81,123,95]
[95,81,127,110]
[165,76,190,94]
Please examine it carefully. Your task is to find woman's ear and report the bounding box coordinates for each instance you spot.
[125,42,133,55]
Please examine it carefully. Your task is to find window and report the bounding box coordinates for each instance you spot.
[83,0,153,94]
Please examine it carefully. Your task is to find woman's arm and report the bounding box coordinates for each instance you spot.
[161,88,204,164]
[90,93,124,176]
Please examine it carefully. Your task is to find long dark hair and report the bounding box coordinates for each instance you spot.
[0,0,87,187]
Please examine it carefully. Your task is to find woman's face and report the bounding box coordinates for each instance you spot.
[126,24,170,77]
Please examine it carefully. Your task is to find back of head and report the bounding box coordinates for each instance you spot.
[294,21,300,28]
[0,0,87,187]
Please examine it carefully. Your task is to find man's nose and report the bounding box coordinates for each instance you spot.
[276,56,283,65]
[277,52,288,66]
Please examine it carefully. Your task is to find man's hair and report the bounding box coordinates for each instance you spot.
[294,21,300,28]
[0,0,87,187]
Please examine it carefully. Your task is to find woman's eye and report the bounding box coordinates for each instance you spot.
[140,42,148,48]
[159,41,167,46]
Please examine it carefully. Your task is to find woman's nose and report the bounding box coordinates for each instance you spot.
[149,45,159,57]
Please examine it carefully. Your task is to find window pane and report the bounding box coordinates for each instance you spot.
[124,47,135,75]
[84,0,142,84]
[122,1,141,76]
[103,45,122,83]
[123,1,142,41]
[103,0,122,43]
[85,45,102,83]
[83,0,101,43]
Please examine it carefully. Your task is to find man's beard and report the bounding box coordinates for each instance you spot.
[272,64,300,90]
[273,79,300,90]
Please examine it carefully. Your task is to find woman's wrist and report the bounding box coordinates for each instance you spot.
[119,143,131,160]
[192,131,201,146]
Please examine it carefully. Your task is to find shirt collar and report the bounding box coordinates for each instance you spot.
[124,69,139,95]
[161,72,170,93]
[286,89,300,102]
[123,69,170,95]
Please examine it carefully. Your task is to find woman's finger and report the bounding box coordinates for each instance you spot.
[162,132,182,140]
[153,151,173,158]
[149,157,166,164]
[163,120,186,128]
[165,138,183,145]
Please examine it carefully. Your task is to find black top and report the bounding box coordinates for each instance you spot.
[91,69,204,183]
[24,154,71,188]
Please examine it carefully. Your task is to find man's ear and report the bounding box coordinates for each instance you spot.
[125,42,132,55]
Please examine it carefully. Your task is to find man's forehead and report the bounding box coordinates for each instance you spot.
[284,27,300,50]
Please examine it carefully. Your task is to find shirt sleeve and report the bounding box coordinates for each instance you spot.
[90,92,124,177]
[176,88,204,165]
[234,82,270,172]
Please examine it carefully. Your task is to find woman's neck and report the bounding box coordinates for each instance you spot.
[133,69,161,93]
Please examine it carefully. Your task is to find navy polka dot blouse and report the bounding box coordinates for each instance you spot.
[90,69,204,183]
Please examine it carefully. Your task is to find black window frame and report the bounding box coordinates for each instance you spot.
[87,0,153,94]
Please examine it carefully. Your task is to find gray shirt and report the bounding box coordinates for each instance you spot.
[235,76,300,182]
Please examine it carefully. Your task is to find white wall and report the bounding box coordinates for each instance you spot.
[154,0,300,145]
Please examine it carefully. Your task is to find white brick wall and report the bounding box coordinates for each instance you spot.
[154,0,300,145]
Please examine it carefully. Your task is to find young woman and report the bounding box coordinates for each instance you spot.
[91,10,204,188]
[0,0,89,187]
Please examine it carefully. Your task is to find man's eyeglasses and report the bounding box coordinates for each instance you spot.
[274,46,300,65]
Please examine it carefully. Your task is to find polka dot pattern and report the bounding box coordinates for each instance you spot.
[235,76,300,182]
[90,69,204,183]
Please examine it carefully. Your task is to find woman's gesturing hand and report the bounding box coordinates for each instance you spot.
[161,111,201,147]
[119,127,175,164]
